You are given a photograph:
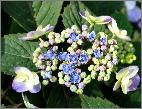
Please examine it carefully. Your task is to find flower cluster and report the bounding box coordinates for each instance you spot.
[12,10,139,95]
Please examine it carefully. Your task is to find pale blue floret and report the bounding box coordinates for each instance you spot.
[88,31,96,42]
[79,53,89,64]
[58,52,68,61]
[62,64,74,74]
[100,37,107,45]
[44,71,52,79]
[70,71,81,84]
[68,53,79,64]
[69,32,81,42]
[94,49,103,58]
[43,50,56,60]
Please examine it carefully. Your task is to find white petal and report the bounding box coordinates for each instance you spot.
[113,80,121,91]
[126,66,139,79]
[116,67,129,80]
[36,25,43,31]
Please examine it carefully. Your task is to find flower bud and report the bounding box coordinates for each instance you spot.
[42,80,49,85]
[70,85,77,92]
[80,72,86,78]
[64,75,70,82]
[59,78,65,84]
[50,76,57,82]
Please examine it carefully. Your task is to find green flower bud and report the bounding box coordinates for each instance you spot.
[41,71,45,77]
[77,40,83,45]
[87,49,93,55]
[99,71,105,77]
[48,32,55,39]
[50,76,57,82]
[42,80,49,85]
[80,72,86,78]
[104,74,110,81]
[46,66,51,71]
[58,71,63,78]
[35,47,41,53]
[107,61,113,68]
[59,78,65,84]
[83,75,91,84]
[43,41,49,47]
[101,59,107,64]
[76,89,83,94]
[92,57,99,65]
[64,75,70,82]
[33,57,38,63]
[88,65,94,71]
[51,65,57,71]
[109,45,115,53]
[91,71,97,79]
[71,42,78,48]
[35,60,42,67]
[67,47,74,52]
[70,85,77,92]
[55,38,61,43]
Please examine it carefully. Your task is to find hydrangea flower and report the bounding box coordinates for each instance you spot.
[42,50,56,60]
[12,67,41,93]
[113,66,140,94]
[69,32,80,42]
[100,37,107,45]
[67,53,79,64]
[20,24,54,40]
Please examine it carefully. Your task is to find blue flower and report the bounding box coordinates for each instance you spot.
[94,49,103,59]
[79,53,89,64]
[88,31,96,42]
[70,32,80,42]
[58,52,68,61]
[43,50,56,60]
[62,64,74,74]
[70,71,81,84]
[44,71,52,79]
[68,53,79,64]
[100,37,107,45]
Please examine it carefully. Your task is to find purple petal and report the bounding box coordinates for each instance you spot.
[12,80,29,93]
[102,16,112,23]
[127,6,141,22]
[137,20,141,28]
[128,74,140,91]
[79,11,86,18]
[29,83,41,93]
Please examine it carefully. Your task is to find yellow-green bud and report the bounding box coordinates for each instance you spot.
[70,85,77,92]
[88,65,94,71]
[64,75,70,82]
[83,75,91,84]
[87,49,93,55]
[104,74,110,81]
[41,71,45,76]
[50,76,57,82]
[77,40,83,45]
[35,60,42,67]
[33,57,38,63]
[51,65,57,71]
[67,47,74,52]
[76,89,83,94]
[58,72,63,78]
[91,71,96,79]
[42,80,49,85]
[80,72,86,78]
[92,57,99,65]
[46,66,51,71]
[43,41,49,47]
[59,78,65,84]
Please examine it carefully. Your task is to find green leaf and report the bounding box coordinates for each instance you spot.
[2,1,36,31]
[84,80,104,98]
[35,0,63,28]
[83,1,124,16]
[32,0,42,18]
[62,1,89,29]
[9,20,26,34]
[67,95,81,108]
[80,95,119,108]
[1,33,38,75]
[111,88,141,108]
[46,84,67,108]
[111,12,133,37]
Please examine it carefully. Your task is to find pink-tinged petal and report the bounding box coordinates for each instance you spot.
[128,74,140,91]
[29,83,41,93]
[20,31,44,40]
[12,80,29,93]
[42,24,54,32]
[95,16,112,24]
